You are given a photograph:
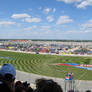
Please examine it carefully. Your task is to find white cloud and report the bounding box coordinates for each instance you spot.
[44,8,51,14]
[77,0,92,8]
[81,19,92,29]
[11,13,31,19]
[0,21,16,25]
[28,8,32,11]
[24,17,42,23]
[81,23,92,30]
[40,26,51,31]
[53,8,56,13]
[56,0,92,9]
[46,16,54,22]
[24,25,37,31]
[56,0,81,3]
[24,25,50,31]
[80,19,92,33]
[56,16,73,25]
[38,7,42,10]
[89,20,92,23]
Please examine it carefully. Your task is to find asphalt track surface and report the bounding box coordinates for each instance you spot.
[16,70,92,92]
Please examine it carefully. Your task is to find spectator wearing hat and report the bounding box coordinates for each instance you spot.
[0,63,16,92]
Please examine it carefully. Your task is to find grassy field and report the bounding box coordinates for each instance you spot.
[0,51,92,80]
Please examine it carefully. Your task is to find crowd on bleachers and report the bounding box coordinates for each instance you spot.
[0,63,91,92]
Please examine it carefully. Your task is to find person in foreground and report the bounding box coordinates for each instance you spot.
[0,63,16,92]
[15,80,33,92]
[34,78,63,92]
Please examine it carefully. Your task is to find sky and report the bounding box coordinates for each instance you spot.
[0,0,92,40]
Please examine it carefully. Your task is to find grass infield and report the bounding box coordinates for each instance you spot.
[0,51,92,80]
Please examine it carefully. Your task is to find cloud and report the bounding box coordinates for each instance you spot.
[40,26,51,31]
[12,13,42,23]
[0,21,16,26]
[77,0,92,8]
[24,25,50,31]
[11,13,31,19]
[56,0,81,3]
[24,25,37,31]
[46,16,54,22]
[28,8,32,11]
[53,8,56,13]
[56,0,92,9]
[81,19,92,32]
[43,8,51,14]
[38,7,42,10]
[24,17,42,23]
[56,16,73,25]
[43,8,56,14]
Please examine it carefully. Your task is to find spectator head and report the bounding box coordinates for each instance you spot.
[27,87,34,92]
[23,81,30,88]
[15,81,33,92]
[15,81,22,87]
[35,78,46,89]
[86,90,91,92]
[0,63,16,92]
[15,84,26,92]
[35,78,63,92]
[0,63,16,82]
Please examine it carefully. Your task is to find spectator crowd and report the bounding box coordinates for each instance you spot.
[0,63,91,92]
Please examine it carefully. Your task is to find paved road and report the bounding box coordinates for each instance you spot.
[16,70,92,92]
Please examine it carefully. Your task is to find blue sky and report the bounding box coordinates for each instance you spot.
[0,0,92,40]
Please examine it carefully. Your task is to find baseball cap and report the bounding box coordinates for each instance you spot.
[0,63,16,79]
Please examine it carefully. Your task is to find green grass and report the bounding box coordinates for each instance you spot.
[0,51,92,80]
